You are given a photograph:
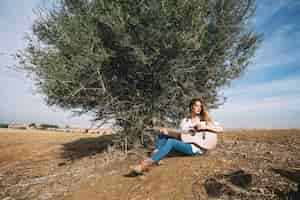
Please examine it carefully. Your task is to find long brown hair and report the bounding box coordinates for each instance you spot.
[189,98,212,122]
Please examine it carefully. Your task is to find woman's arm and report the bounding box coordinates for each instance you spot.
[195,121,223,133]
[205,121,223,133]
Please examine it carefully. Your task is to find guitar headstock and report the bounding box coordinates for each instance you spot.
[143,122,154,131]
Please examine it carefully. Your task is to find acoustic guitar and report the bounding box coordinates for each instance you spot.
[144,125,218,150]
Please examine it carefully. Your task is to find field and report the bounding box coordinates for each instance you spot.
[0,128,299,200]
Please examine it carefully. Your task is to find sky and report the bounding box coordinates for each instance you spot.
[0,0,299,129]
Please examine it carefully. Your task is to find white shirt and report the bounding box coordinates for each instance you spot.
[179,118,220,154]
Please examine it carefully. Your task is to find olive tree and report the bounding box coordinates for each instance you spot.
[18,0,261,146]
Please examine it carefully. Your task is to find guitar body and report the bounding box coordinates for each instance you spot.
[181,131,217,150]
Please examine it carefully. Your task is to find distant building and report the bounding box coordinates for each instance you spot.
[7,122,114,135]
[8,123,27,129]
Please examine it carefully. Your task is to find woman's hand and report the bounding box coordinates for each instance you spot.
[194,124,202,131]
[199,121,224,133]
[194,122,206,131]
[159,127,168,135]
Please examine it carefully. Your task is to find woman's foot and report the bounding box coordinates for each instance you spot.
[131,158,154,174]
[149,149,164,165]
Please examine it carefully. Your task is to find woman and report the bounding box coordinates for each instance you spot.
[132,98,223,173]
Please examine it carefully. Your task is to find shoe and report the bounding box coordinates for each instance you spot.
[131,158,154,174]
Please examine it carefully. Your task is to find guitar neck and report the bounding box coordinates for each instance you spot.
[145,126,218,135]
[145,126,191,136]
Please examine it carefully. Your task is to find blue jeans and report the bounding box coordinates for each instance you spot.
[150,133,199,162]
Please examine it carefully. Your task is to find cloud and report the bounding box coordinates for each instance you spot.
[250,24,300,71]
[248,0,300,72]
[212,74,300,129]
[212,94,300,129]
[216,94,300,114]
[222,74,300,99]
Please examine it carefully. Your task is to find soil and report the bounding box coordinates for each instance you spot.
[0,128,299,200]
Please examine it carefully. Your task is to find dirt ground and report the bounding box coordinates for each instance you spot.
[0,128,299,200]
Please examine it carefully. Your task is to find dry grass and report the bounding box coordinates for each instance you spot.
[0,128,299,200]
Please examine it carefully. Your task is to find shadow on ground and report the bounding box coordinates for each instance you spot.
[61,135,117,161]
